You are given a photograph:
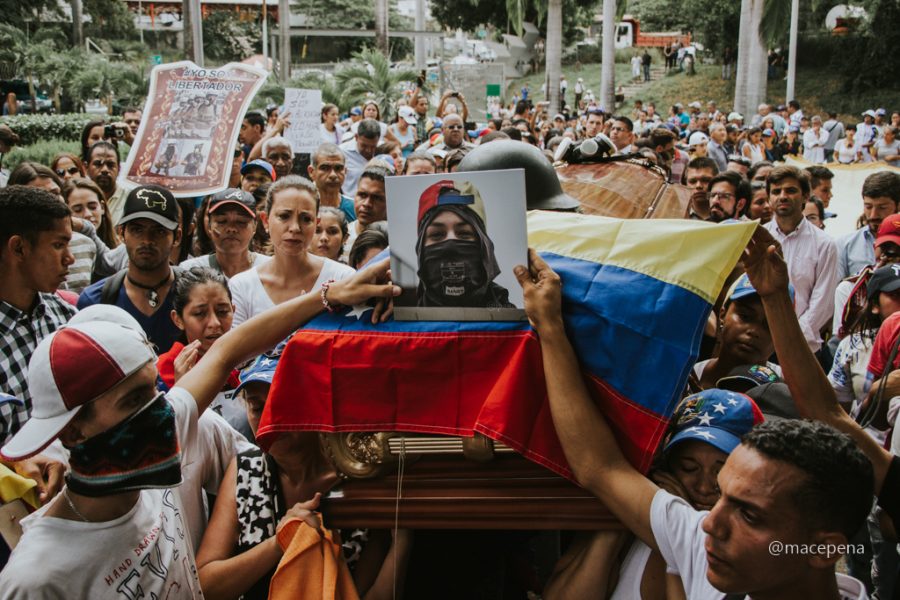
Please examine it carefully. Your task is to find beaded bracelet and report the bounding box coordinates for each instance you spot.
[320,278,339,313]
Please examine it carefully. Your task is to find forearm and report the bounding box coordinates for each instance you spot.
[198,537,282,600]
[360,531,412,600]
[181,291,323,413]
[762,291,891,488]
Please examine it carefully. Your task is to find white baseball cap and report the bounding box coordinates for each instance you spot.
[688,131,710,147]
[398,105,418,125]
[1,320,156,460]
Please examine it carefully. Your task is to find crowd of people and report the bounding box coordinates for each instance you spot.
[0,84,898,600]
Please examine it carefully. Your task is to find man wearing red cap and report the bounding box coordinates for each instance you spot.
[415,179,513,309]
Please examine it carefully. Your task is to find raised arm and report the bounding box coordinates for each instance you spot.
[178,259,399,415]
[515,250,660,549]
[742,226,892,491]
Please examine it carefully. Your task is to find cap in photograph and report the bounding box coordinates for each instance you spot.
[1,321,156,461]
[209,188,257,218]
[119,184,179,230]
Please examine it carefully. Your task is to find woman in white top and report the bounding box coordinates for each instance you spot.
[834,126,861,164]
[229,176,355,326]
[319,103,345,146]
[741,127,766,164]
[872,126,900,167]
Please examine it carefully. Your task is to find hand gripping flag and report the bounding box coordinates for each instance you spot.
[257,212,755,479]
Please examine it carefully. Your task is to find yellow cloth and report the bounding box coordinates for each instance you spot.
[268,518,359,600]
[0,464,39,509]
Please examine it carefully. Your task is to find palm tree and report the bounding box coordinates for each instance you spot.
[335,48,418,121]
[734,0,768,116]
[0,25,62,113]
[600,0,617,111]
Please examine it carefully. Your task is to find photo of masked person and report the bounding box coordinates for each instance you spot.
[416,180,514,309]
[387,170,528,321]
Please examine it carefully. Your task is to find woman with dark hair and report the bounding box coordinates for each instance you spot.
[320,103,345,145]
[171,197,197,266]
[228,176,354,325]
[741,127,765,164]
[348,228,389,270]
[62,177,117,249]
[311,206,348,262]
[803,196,826,230]
[182,189,268,278]
[156,266,250,438]
[80,118,107,163]
[51,152,86,181]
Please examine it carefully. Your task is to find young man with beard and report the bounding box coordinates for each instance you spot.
[343,165,390,260]
[513,230,873,600]
[837,172,900,280]
[763,166,838,352]
[684,157,720,220]
[0,260,399,599]
[86,141,127,226]
[77,184,183,353]
[707,171,751,223]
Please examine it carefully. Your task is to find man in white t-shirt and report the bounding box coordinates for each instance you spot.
[514,238,873,600]
[0,263,399,598]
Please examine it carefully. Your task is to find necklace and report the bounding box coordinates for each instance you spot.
[64,488,90,522]
[126,271,172,308]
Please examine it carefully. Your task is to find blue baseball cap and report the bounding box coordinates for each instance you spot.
[664,389,765,455]
[241,159,276,181]
[350,106,363,116]
[234,354,280,396]
[725,274,795,305]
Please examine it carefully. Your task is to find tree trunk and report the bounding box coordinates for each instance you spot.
[182,0,192,60]
[375,0,389,57]
[734,0,751,116]
[546,0,562,115]
[279,0,290,80]
[600,0,616,112]
[785,0,799,102]
[71,0,83,48]
[746,0,767,115]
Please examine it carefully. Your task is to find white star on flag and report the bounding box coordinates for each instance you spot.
[347,303,374,320]
[697,413,713,426]
[713,402,727,414]
[259,357,273,367]
[727,398,739,406]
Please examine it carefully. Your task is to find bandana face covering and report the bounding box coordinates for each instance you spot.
[64,392,182,497]
[419,239,487,306]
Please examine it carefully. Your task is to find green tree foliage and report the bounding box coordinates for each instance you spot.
[629,0,741,56]
[837,0,900,92]
[202,11,262,63]
[431,0,594,42]
[83,0,137,39]
[0,0,62,32]
[253,72,344,111]
[292,0,411,59]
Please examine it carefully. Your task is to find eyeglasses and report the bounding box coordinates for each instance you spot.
[91,160,117,170]
[56,166,80,177]
[710,191,735,201]
[445,125,464,130]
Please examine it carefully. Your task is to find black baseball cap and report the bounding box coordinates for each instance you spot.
[119,184,178,230]
[867,264,900,302]
[209,188,256,218]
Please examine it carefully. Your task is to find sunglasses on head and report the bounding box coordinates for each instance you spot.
[56,166,80,177]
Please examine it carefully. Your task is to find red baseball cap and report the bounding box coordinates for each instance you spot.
[876,214,900,248]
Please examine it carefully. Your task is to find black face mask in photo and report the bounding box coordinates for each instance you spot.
[419,239,487,306]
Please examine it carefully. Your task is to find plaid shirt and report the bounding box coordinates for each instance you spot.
[0,293,76,444]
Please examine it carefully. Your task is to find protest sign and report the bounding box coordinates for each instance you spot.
[282,88,322,154]
[120,61,268,197]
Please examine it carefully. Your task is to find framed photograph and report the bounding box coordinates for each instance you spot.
[386,169,528,321]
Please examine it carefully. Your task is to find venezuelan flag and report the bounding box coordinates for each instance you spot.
[258,212,755,479]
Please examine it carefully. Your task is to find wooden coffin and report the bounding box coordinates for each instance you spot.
[319,433,621,530]
[556,159,691,219]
